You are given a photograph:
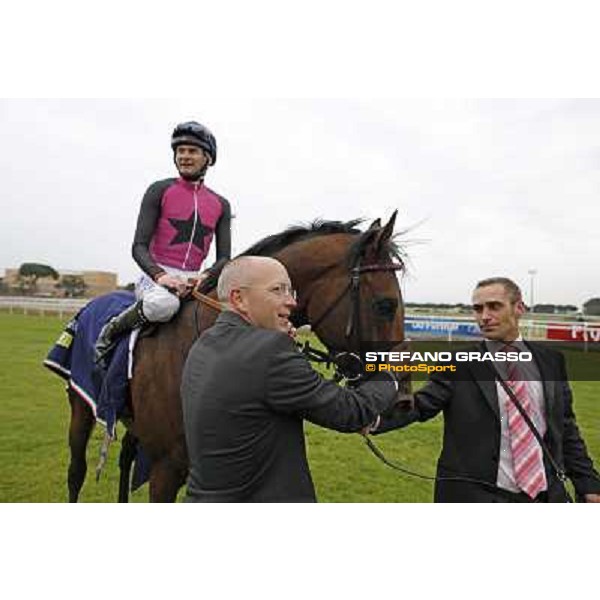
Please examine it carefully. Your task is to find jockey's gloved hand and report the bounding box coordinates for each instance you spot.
[156,273,188,297]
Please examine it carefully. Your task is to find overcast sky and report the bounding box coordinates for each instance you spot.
[1,98,598,306]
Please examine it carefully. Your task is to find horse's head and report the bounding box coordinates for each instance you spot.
[274,212,405,353]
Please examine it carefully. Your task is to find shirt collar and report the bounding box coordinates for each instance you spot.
[485,335,525,352]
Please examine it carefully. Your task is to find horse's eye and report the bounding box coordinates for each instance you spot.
[372,297,398,321]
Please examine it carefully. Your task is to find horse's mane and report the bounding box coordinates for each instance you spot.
[201,218,405,292]
[241,218,363,257]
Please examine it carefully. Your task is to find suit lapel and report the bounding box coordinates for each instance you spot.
[464,342,500,420]
[466,341,555,424]
[524,341,555,420]
[470,360,500,421]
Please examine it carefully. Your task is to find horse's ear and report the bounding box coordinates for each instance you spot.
[368,218,381,231]
[374,211,397,254]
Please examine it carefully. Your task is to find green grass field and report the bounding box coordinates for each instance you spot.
[0,312,598,502]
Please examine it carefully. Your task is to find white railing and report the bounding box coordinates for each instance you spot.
[405,313,600,346]
[0,296,88,318]
[2,299,600,346]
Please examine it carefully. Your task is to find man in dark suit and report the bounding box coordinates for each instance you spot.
[376,277,600,503]
[181,255,400,502]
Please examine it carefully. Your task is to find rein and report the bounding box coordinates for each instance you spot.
[190,288,223,312]
[359,434,560,500]
[190,287,223,338]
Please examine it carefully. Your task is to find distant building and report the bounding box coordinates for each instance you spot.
[2,268,118,298]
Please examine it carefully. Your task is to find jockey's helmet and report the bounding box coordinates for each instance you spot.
[171,121,217,165]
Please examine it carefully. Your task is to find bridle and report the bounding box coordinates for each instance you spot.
[309,259,404,342]
[296,258,404,383]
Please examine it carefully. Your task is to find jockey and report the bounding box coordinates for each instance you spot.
[94,120,232,366]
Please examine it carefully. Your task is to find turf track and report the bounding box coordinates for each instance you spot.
[0,312,597,502]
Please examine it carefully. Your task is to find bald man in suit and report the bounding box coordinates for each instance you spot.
[182,256,401,502]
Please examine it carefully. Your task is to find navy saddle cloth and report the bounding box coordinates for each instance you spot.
[44,291,150,491]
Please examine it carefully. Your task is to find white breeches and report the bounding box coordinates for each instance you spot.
[135,265,196,323]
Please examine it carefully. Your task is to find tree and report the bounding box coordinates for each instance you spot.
[17,263,59,295]
[531,303,579,314]
[56,274,87,298]
[533,304,555,313]
[583,298,600,316]
[556,304,578,314]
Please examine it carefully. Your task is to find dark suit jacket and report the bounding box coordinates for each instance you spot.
[181,311,398,502]
[378,341,600,502]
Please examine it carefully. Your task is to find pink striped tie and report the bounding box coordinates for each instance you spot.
[504,346,547,499]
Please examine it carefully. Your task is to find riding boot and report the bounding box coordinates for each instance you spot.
[94,300,148,368]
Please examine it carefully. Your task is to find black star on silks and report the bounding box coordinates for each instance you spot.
[168,212,214,248]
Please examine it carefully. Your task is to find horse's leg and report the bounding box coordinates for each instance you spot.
[67,389,95,503]
[117,430,138,503]
[148,457,187,503]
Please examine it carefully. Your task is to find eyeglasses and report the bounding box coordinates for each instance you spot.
[238,283,297,300]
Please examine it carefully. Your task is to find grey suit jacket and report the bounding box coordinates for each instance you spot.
[377,341,600,502]
[181,311,398,502]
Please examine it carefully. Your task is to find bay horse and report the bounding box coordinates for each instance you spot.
[66,212,406,502]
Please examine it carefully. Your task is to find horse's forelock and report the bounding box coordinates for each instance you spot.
[348,226,406,269]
